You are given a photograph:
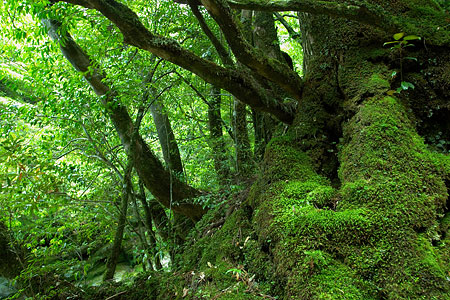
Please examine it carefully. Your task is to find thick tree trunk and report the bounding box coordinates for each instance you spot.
[243,10,450,300]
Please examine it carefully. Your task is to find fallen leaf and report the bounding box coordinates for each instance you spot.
[182,288,189,297]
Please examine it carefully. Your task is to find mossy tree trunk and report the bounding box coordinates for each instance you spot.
[242,8,450,300]
[208,86,231,186]
[251,11,286,160]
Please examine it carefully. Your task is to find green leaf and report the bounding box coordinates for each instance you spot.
[401,81,415,90]
[387,90,397,96]
[404,57,418,61]
[383,41,399,46]
[393,32,405,40]
[403,35,421,41]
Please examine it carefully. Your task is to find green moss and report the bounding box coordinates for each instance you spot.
[338,59,390,105]
[287,260,378,300]
[263,135,325,184]
[432,152,450,179]
[183,208,252,271]
[339,97,447,227]
[336,96,450,299]
[306,185,335,208]
[440,213,450,233]
[366,73,390,92]
[242,239,273,282]
[367,0,450,45]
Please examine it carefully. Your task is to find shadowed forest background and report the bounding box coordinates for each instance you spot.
[1,0,450,299]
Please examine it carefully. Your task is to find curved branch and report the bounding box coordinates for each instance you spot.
[274,12,301,43]
[54,0,296,124]
[200,0,304,101]
[188,1,234,66]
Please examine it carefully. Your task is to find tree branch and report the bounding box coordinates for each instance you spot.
[54,0,296,124]
[188,1,234,66]
[199,0,304,101]
[274,12,301,43]
[177,0,396,31]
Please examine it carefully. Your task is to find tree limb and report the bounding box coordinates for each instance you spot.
[274,12,301,43]
[54,0,296,124]
[199,0,304,101]
[177,0,396,31]
[188,1,234,66]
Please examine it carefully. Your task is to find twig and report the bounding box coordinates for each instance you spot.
[105,291,127,300]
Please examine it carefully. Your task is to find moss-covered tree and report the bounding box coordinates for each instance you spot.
[3,0,450,299]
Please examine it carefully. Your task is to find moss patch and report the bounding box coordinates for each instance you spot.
[337,96,450,299]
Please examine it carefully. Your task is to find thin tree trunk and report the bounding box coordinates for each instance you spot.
[103,162,132,281]
[230,10,255,179]
[233,98,253,179]
[137,181,163,270]
[251,109,268,161]
[208,86,230,185]
[150,97,183,175]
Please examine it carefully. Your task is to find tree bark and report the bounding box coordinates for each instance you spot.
[242,7,450,299]
[137,181,163,270]
[150,97,184,175]
[229,10,255,180]
[233,97,253,179]
[251,11,284,160]
[208,86,231,185]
